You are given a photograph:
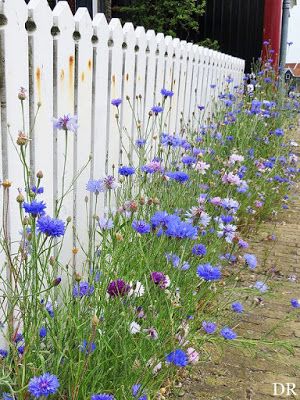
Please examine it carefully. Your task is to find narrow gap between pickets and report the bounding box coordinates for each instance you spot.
[174,55,182,133]
[130,50,138,162]
[72,40,79,272]
[27,29,36,186]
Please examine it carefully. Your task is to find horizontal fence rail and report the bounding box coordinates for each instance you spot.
[0,0,245,343]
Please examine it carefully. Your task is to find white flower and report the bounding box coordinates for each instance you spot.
[128,281,145,297]
[195,161,210,174]
[129,321,141,334]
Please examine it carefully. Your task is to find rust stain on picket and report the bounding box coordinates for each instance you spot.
[69,56,74,92]
[81,72,85,82]
[60,69,65,81]
[88,59,92,71]
[36,67,41,103]
[126,73,129,81]
[112,74,116,85]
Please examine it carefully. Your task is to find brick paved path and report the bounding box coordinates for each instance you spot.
[170,150,300,399]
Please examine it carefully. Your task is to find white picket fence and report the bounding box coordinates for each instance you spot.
[0,0,245,290]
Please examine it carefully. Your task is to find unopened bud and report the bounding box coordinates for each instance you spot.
[66,216,72,223]
[49,256,56,266]
[139,197,145,205]
[72,247,79,254]
[16,131,29,146]
[153,197,160,205]
[74,272,82,282]
[2,180,12,189]
[52,276,61,286]
[36,170,43,179]
[18,87,27,100]
[16,193,25,203]
[147,198,153,206]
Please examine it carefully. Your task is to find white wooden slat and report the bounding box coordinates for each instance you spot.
[163,35,174,133]
[92,13,109,180]
[154,33,165,106]
[106,18,123,177]
[28,0,53,217]
[175,40,188,133]
[182,42,193,123]
[53,1,75,269]
[142,29,156,153]
[74,8,93,272]
[121,22,136,165]
[134,26,147,160]
[188,44,200,131]
[168,38,180,134]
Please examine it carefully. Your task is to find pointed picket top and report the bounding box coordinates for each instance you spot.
[109,17,123,41]
[135,26,146,46]
[146,29,157,52]
[123,21,134,38]
[92,13,109,42]
[156,32,166,54]
[53,1,74,29]
[192,44,200,63]
[164,35,173,55]
[74,7,92,34]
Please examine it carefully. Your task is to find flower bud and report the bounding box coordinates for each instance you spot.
[72,247,79,255]
[16,193,24,203]
[66,216,72,223]
[2,180,12,189]
[147,198,153,206]
[36,170,43,179]
[52,276,62,286]
[16,131,29,146]
[18,87,27,100]
[139,197,145,205]
[153,197,160,205]
[74,272,82,282]
[49,256,56,266]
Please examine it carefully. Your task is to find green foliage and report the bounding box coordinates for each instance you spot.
[198,38,220,50]
[115,0,206,40]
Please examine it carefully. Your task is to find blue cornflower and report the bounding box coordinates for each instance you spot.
[197,264,221,281]
[254,281,268,293]
[250,99,261,115]
[221,215,233,224]
[118,166,135,176]
[132,384,147,399]
[2,394,14,400]
[151,211,170,229]
[192,244,207,256]
[28,373,59,398]
[274,128,284,136]
[135,138,146,147]
[244,253,257,269]
[86,179,104,194]
[182,155,196,166]
[0,348,8,358]
[161,88,174,97]
[166,171,189,183]
[290,298,300,308]
[111,98,122,107]
[53,114,78,132]
[132,220,151,234]
[91,395,115,400]
[198,105,205,110]
[23,200,46,216]
[39,326,47,338]
[80,339,96,354]
[165,219,198,240]
[202,321,217,334]
[151,105,164,114]
[231,302,244,313]
[31,185,44,194]
[73,281,94,298]
[220,327,237,340]
[37,215,65,238]
[165,349,188,367]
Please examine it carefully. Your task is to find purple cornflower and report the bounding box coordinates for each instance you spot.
[150,271,169,289]
[192,244,207,256]
[37,215,65,238]
[165,349,188,367]
[73,281,94,298]
[197,105,205,110]
[231,302,244,313]
[202,321,217,334]
[290,298,300,308]
[99,216,114,230]
[132,220,151,234]
[23,200,46,217]
[244,253,257,269]
[102,175,119,190]
[220,327,237,340]
[28,373,60,398]
[118,166,135,176]
[86,179,104,194]
[111,98,122,107]
[132,384,147,399]
[53,114,78,132]
[91,395,115,400]
[107,279,131,297]
[31,185,44,194]
[197,263,221,281]
[161,88,174,97]
[151,105,164,114]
